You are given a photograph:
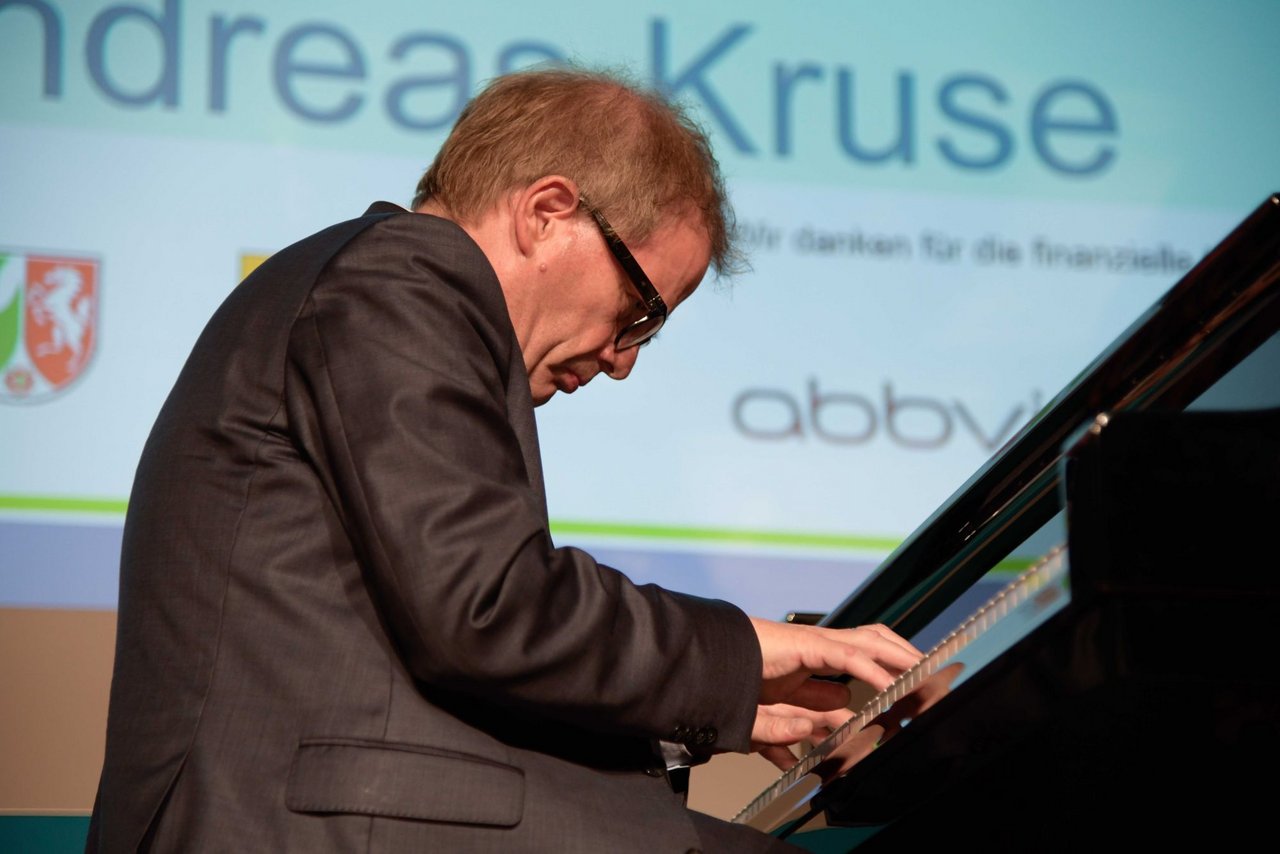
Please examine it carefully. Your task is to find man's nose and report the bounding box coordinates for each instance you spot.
[602,344,639,381]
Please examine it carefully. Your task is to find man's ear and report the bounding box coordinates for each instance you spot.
[512,176,581,258]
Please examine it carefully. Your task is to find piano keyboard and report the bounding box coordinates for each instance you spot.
[733,545,1072,832]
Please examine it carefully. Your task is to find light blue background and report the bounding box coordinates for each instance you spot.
[1,0,1277,615]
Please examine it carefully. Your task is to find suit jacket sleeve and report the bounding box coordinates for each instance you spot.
[281,213,761,752]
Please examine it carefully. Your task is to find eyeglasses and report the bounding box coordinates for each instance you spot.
[579,195,668,350]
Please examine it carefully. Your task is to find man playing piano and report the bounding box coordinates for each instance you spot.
[87,66,922,853]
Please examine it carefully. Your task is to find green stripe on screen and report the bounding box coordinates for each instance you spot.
[1,496,897,550]
[0,496,1040,572]
[0,495,128,514]
[549,519,901,551]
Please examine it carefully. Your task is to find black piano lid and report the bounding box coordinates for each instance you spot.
[819,192,1280,640]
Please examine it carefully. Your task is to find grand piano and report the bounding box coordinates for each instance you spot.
[733,193,1280,851]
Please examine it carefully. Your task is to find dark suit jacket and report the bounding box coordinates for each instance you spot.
[88,204,764,852]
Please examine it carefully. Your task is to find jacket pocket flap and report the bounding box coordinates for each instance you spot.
[285,738,523,827]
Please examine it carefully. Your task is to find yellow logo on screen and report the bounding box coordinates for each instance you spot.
[239,253,271,282]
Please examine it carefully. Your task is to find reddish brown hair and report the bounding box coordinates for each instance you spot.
[413,65,745,277]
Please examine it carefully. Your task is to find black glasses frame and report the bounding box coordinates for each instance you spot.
[579,195,668,350]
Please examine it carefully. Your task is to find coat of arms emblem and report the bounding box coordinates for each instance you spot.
[0,250,100,403]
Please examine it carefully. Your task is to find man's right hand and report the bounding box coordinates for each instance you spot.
[747,618,923,769]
